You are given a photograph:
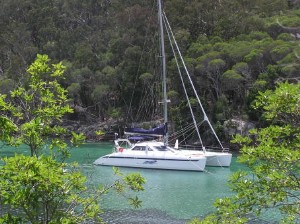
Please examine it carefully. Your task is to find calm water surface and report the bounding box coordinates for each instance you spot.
[0,142,277,223]
[68,142,241,220]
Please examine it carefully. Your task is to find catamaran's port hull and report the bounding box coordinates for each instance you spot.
[94,155,206,171]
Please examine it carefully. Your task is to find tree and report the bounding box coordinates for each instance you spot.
[91,84,110,120]
[0,54,145,223]
[0,155,99,223]
[0,155,145,223]
[0,54,79,157]
[221,69,246,107]
[193,82,300,223]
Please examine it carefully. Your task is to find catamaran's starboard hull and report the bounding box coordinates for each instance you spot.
[205,152,232,167]
[93,153,206,171]
[180,150,232,167]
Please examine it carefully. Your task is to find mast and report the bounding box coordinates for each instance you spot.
[158,0,168,145]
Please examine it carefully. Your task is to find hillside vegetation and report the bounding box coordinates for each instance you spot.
[0,0,299,141]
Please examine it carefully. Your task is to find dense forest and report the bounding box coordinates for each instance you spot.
[0,0,300,142]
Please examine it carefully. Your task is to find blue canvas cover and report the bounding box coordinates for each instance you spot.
[125,123,167,137]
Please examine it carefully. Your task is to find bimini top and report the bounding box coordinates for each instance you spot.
[124,123,167,137]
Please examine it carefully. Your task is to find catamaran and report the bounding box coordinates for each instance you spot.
[94,139,206,171]
[124,8,232,167]
[94,0,207,171]
[118,123,231,167]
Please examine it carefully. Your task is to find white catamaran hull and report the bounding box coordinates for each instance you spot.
[180,150,232,167]
[94,152,206,171]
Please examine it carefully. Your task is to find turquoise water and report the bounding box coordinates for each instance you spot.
[1,142,277,223]
[67,142,242,220]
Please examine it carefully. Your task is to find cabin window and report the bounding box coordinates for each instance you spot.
[132,146,146,151]
[132,146,152,151]
[154,146,168,151]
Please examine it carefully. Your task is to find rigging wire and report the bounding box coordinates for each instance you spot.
[171,113,191,146]
[170,122,196,140]
[163,12,205,151]
[163,11,225,151]
[173,121,204,138]
[170,121,205,146]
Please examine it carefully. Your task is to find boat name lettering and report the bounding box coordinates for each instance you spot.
[143,160,157,164]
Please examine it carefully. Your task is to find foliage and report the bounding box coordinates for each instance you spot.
[0,0,299,125]
[0,155,145,223]
[0,55,145,223]
[0,54,82,157]
[0,155,98,223]
[252,82,300,124]
[192,82,300,223]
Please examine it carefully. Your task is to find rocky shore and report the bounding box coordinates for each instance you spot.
[63,117,255,149]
